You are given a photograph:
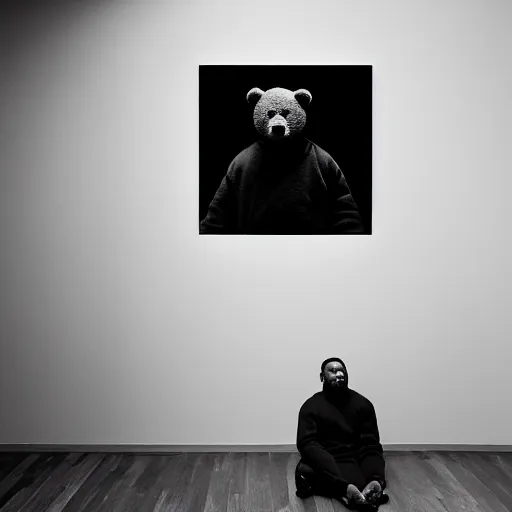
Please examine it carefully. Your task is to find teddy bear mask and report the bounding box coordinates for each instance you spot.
[247,87,312,143]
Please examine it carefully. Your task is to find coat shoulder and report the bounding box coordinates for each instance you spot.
[299,391,323,411]
[307,140,335,165]
[227,142,263,177]
[348,389,374,409]
[232,141,263,163]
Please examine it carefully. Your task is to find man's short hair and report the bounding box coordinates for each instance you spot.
[321,357,346,373]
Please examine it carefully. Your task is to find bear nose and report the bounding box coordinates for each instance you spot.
[272,125,285,136]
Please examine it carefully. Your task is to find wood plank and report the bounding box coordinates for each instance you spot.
[268,452,291,512]
[60,454,124,512]
[245,453,273,512]
[299,494,318,512]
[119,455,172,512]
[100,455,169,512]
[0,454,40,503]
[94,454,154,512]
[477,452,512,486]
[385,452,448,511]
[433,452,509,512]
[76,454,139,512]
[44,453,105,512]
[0,453,69,512]
[417,451,481,512]
[482,452,512,480]
[134,455,186,512]
[227,453,246,495]
[150,454,195,512]
[0,454,31,482]
[171,453,215,512]
[227,453,247,512]
[330,498,345,512]
[451,453,512,510]
[495,452,512,473]
[0,454,52,509]
[380,453,407,512]
[152,453,197,511]
[204,453,235,512]
[284,452,309,512]
[313,495,334,512]
[15,453,86,512]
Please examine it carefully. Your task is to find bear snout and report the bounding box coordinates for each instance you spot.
[271,125,286,136]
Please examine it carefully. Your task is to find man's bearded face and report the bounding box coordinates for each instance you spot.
[323,361,346,390]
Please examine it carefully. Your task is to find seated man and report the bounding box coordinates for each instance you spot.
[295,357,389,510]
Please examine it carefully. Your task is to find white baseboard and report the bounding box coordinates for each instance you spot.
[383,444,512,452]
[0,443,511,453]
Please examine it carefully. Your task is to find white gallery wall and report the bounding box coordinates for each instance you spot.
[0,0,511,446]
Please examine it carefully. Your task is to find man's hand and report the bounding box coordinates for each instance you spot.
[362,480,382,504]
[346,484,367,505]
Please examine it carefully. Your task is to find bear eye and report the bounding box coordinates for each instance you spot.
[282,109,290,118]
[268,110,276,118]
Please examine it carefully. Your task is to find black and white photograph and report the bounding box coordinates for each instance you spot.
[199,65,372,234]
[1,0,511,510]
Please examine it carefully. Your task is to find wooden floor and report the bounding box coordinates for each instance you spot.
[1,451,512,511]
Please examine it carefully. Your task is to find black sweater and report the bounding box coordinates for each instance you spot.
[297,388,383,461]
[200,137,364,234]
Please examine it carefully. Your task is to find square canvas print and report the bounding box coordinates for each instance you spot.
[199,65,372,235]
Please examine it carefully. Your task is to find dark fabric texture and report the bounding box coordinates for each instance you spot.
[200,137,364,234]
[296,387,386,498]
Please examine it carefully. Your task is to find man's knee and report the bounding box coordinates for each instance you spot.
[296,460,315,476]
[295,460,315,498]
[295,460,355,499]
[295,460,315,488]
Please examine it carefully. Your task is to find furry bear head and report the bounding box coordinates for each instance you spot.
[247,87,312,141]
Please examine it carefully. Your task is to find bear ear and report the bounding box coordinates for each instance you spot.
[294,89,312,108]
[247,87,264,107]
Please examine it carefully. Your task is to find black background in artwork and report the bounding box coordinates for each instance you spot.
[199,65,372,234]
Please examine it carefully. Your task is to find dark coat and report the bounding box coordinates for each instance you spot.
[200,137,364,234]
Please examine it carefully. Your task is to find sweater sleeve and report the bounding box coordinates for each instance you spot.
[358,401,384,456]
[200,162,238,234]
[297,401,350,496]
[326,159,365,234]
[297,402,324,454]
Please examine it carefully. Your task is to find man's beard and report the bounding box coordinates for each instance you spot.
[323,380,348,395]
